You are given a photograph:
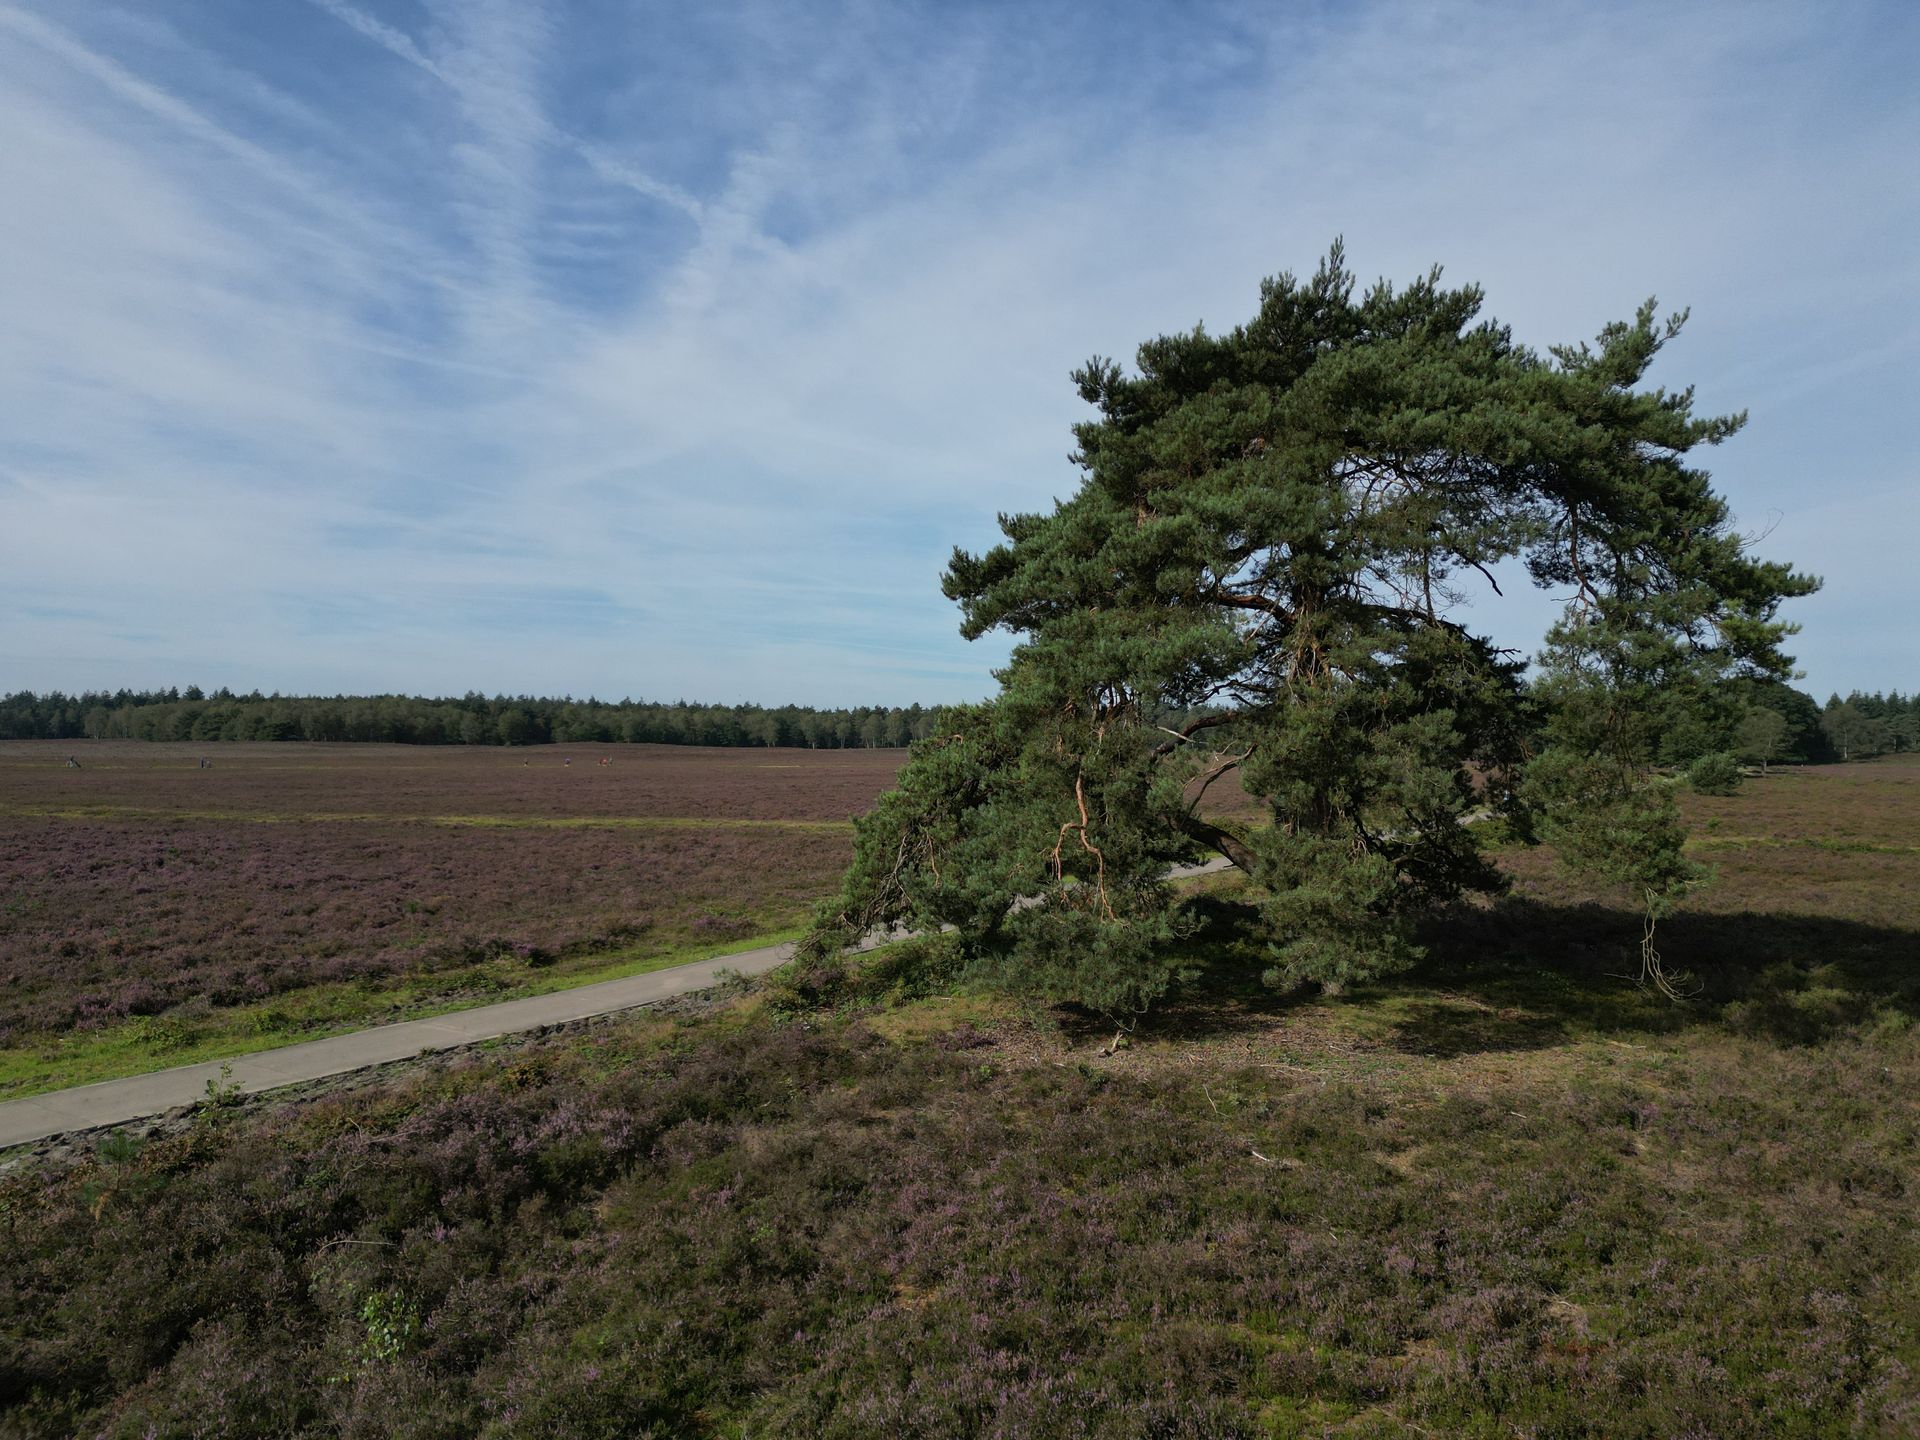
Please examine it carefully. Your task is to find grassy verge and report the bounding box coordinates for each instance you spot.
[1687,832,1920,856]
[0,918,813,1101]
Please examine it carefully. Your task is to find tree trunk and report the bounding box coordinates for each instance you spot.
[1171,813,1259,875]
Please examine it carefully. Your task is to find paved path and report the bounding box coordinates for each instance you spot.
[0,857,1236,1149]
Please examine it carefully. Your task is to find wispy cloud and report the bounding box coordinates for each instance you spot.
[307,0,448,83]
[308,0,704,221]
[0,0,1913,703]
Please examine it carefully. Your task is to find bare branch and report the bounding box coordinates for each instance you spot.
[1151,711,1238,757]
[1189,746,1255,809]
[1210,588,1295,622]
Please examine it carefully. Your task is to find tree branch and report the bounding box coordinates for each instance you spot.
[1212,589,1295,621]
[1170,812,1259,875]
[1189,747,1254,809]
[1151,712,1238,756]
[1466,557,1504,596]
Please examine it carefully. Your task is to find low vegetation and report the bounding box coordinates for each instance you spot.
[0,743,900,1096]
[0,739,903,822]
[3,758,1915,1436]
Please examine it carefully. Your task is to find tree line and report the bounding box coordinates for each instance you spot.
[0,690,946,749]
[1582,680,1914,773]
[1815,689,1919,761]
[2,684,1910,761]
[1505,672,1920,775]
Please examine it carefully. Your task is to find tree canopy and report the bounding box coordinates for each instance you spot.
[806,244,1818,1016]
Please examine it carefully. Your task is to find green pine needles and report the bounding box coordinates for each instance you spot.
[804,243,1819,1019]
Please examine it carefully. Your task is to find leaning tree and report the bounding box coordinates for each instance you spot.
[805,244,1817,1017]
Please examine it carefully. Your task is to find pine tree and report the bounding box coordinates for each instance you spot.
[804,245,1817,1015]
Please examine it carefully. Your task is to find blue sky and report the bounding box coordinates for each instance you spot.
[0,0,1913,706]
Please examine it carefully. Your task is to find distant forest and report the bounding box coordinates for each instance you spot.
[1813,689,1919,761]
[0,685,1913,758]
[1710,684,1918,766]
[0,690,945,749]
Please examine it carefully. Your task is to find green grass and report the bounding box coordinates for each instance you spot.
[1686,832,1920,856]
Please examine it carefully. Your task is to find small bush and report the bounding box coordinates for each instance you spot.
[764,954,854,1013]
[1686,751,1742,795]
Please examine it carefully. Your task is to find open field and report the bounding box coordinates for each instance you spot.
[2,757,1916,1435]
[0,743,902,1095]
[0,739,1266,1098]
[0,739,903,822]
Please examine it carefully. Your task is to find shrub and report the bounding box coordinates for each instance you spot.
[1686,751,1743,795]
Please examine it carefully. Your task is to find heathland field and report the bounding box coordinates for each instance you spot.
[0,742,902,1095]
[1,756,1916,1435]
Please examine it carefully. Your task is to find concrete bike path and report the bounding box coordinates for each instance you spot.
[0,856,1236,1149]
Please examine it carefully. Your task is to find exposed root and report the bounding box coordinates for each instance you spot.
[1639,890,1698,1002]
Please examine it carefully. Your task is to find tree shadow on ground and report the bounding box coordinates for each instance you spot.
[1386,999,1566,1058]
[1424,897,1920,1046]
[1119,893,1920,1055]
